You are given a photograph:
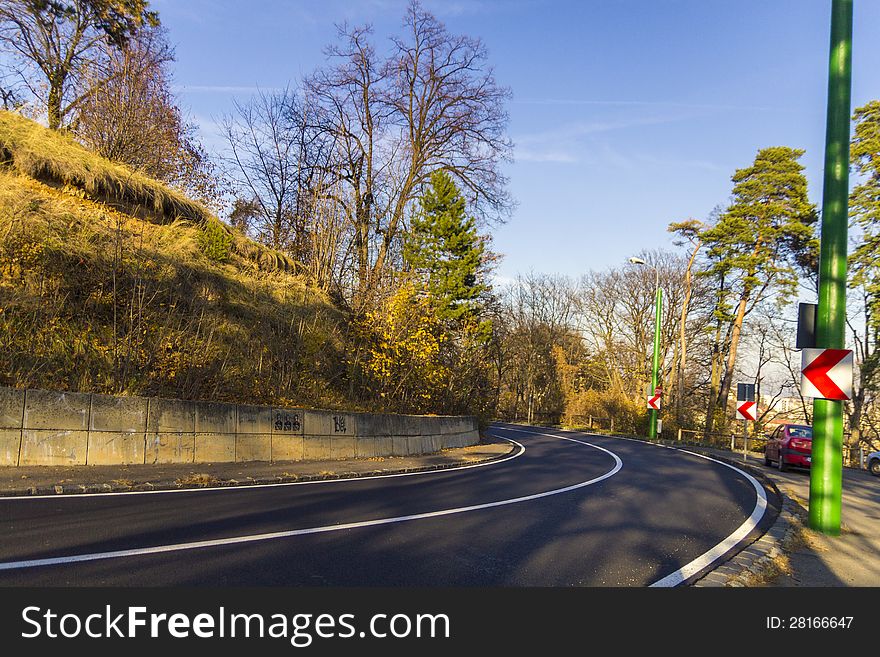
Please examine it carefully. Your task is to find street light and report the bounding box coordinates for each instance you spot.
[629,257,662,440]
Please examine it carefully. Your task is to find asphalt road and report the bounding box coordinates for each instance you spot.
[0,424,775,586]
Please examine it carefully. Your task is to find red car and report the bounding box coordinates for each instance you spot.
[764,424,812,472]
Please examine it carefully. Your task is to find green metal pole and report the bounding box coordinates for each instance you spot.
[648,282,662,440]
[809,0,852,536]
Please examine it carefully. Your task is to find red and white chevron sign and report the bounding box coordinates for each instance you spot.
[736,401,756,422]
[801,348,853,400]
[647,389,662,411]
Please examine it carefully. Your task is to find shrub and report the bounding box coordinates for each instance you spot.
[198,219,233,262]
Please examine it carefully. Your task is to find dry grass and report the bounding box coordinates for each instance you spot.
[739,493,810,586]
[0,110,209,225]
[175,473,220,486]
[740,553,794,586]
[0,134,345,407]
[0,111,296,273]
[0,110,352,411]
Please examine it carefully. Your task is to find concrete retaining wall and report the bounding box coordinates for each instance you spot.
[0,386,479,466]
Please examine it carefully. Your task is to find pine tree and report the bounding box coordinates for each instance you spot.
[850,101,880,296]
[848,100,880,447]
[699,146,818,435]
[404,170,487,322]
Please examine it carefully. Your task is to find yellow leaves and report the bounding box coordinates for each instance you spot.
[360,283,451,408]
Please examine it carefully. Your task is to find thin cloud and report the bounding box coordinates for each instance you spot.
[174,85,284,94]
[514,97,779,113]
[512,112,723,168]
[515,148,578,164]
[515,115,683,147]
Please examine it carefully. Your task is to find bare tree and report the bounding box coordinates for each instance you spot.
[668,218,706,426]
[495,273,576,423]
[306,24,392,303]
[74,28,176,171]
[378,1,513,271]
[0,60,22,108]
[307,1,512,307]
[0,0,158,129]
[221,87,304,254]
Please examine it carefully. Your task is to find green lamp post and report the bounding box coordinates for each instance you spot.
[630,257,663,440]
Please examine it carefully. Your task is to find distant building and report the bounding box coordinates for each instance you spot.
[759,394,811,428]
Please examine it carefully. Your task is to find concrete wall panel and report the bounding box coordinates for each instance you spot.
[304,410,355,437]
[272,435,303,462]
[20,429,88,465]
[271,407,305,435]
[330,435,356,460]
[24,390,90,431]
[403,415,424,436]
[196,402,236,435]
[355,437,378,458]
[150,434,195,464]
[87,432,146,465]
[238,405,274,435]
[90,394,147,433]
[235,434,271,462]
[195,434,235,462]
[148,398,195,434]
[0,429,21,466]
[358,413,392,437]
[391,435,409,456]
[303,436,332,461]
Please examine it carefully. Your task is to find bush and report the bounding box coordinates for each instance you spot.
[563,387,646,434]
[198,219,233,262]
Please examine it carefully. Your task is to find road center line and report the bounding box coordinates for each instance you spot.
[0,434,622,572]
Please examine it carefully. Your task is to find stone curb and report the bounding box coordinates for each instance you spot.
[677,446,803,588]
[674,448,794,588]
[3,445,515,497]
[693,493,804,587]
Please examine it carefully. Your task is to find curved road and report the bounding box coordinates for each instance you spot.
[0,424,774,586]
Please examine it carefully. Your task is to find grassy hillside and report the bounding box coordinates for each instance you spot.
[0,111,347,407]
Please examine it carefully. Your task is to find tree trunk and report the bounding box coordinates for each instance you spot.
[703,274,725,437]
[704,334,722,437]
[47,71,65,130]
[715,292,749,434]
[353,199,371,308]
[675,240,700,426]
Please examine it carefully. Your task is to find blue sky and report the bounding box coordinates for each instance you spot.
[154,0,880,281]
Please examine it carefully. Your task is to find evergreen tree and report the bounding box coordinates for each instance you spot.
[699,146,818,434]
[848,100,880,446]
[850,101,880,301]
[404,170,488,322]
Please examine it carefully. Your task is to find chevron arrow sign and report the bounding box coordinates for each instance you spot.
[800,348,853,400]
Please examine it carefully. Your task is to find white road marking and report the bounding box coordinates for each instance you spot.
[493,423,769,587]
[0,440,526,501]
[0,435,623,572]
[647,448,768,587]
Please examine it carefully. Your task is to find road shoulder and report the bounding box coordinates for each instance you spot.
[0,438,514,497]
[682,444,880,587]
